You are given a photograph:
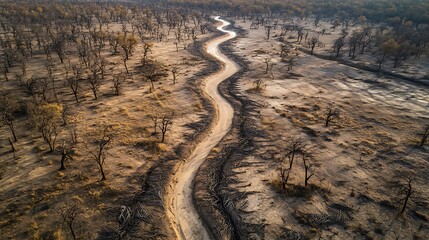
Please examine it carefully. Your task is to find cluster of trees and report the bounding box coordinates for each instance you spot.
[331,18,428,69]
[0,2,207,181]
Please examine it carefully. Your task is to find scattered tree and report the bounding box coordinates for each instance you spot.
[59,204,79,240]
[159,114,173,143]
[325,107,340,127]
[87,126,113,181]
[29,103,63,152]
[0,92,20,142]
[419,125,429,147]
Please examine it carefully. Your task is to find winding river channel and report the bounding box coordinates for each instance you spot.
[165,17,239,240]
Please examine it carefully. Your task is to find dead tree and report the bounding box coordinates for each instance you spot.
[149,113,159,135]
[159,114,173,143]
[302,151,314,187]
[0,93,20,142]
[141,42,152,66]
[420,125,429,147]
[279,166,290,190]
[171,66,178,84]
[284,138,306,170]
[59,204,79,240]
[286,57,295,71]
[263,57,271,74]
[325,107,340,127]
[265,25,273,40]
[58,141,72,171]
[88,126,113,181]
[308,37,319,55]
[112,73,127,95]
[254,79,266,91]
[333,37,345,58]
[67,77,80,103]
[396,177,414,214]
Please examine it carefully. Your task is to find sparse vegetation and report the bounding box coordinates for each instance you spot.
[0,0,428,239]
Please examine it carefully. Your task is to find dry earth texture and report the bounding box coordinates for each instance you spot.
[195,17,429,239]
[0,13,217,239]
[1,3,429,240]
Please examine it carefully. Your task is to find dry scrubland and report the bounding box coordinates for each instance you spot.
[213,17,429,239]
[0,8,215,238]
[0,1,429,240]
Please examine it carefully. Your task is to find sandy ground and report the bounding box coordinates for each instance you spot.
[0,20,215,239]
[206,19,429,239]
[1,13,428,240]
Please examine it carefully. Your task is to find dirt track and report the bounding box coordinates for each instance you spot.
[165,17,240,239]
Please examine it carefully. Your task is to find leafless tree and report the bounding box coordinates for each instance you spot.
[58,141,72,171]
[333,37,345,58]
[263,57,271,74]
[87,75,101,100]
[265,25,273,40]
[0,92,20,142]
[325,107,340,127]
[302,150,315,187]
[308,37,319,55]
[67,76,80,103]
[253,79,266,91]
[144,63,164,92]
[112,73,127,95]
[419,125,429,147]
[87,126,113,181]
[59,204,79,240]
[395,176,415,214]
[286,57,295,71]
[171,66,178,84]
[141,42,152,66]
[283,138,306,170]
[159,114,173,143]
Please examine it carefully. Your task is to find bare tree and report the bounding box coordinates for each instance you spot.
[286,56,295,71]
[325,107,340,127]
[333,37,345,58]
[87,75,101,100]
[171,66,178,84]
[58,141,72,171]
[284,138,306,170]
[159,114,173,143]
[394,176,415,214]
[265,25,273,40]
[149,113,159,135]
[263,57,271,74]
[419,125,429,147]
[302,150,314,187]
[0,92,20,142]
[253,79,266,91]
[112,73,127,95]
[144,63,164,92]
[67,76,80,103]
[141,42,152,66]
[59,204,79,240]
[308,37,319,55]
[87,126,113,181]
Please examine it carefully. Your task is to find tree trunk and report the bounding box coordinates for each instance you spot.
[59,154,66,171]
[161,131,166,143]
[6,120,17,142]
[68,223,76,240]
[99,163,106,181]
[92,89,98,100]
[73,92,79,103]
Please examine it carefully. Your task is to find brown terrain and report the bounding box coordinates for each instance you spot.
[0,2,428,240]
